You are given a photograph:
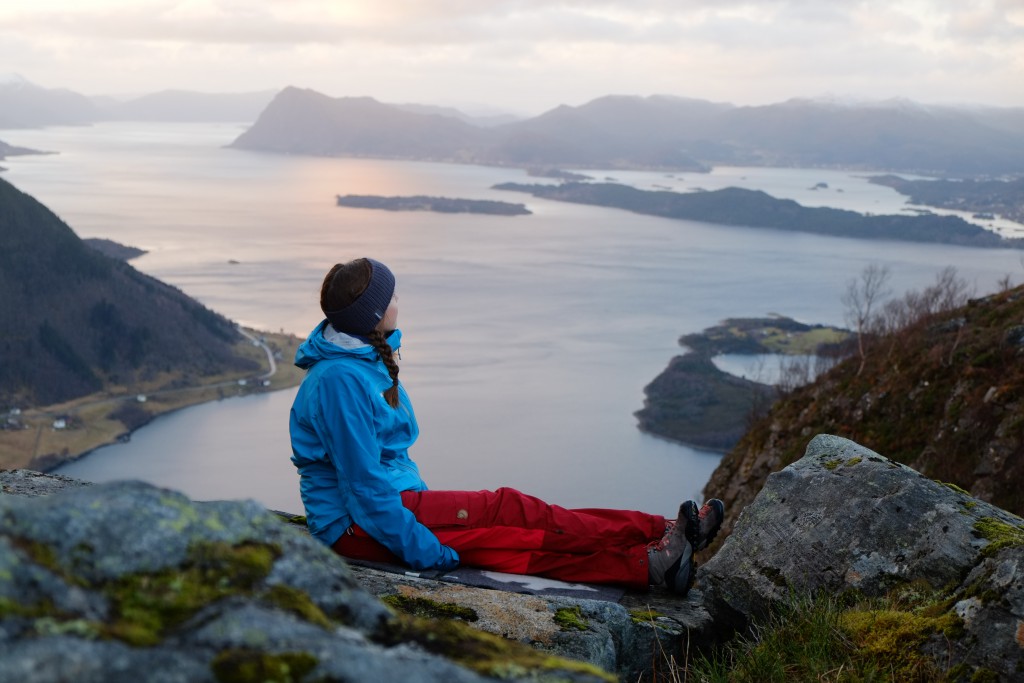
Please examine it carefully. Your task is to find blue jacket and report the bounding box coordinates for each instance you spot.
[289,321,459,571]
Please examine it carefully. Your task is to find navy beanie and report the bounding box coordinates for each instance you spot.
[324,258,396,334]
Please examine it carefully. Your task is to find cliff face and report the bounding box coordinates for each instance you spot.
[705,286,1024,541]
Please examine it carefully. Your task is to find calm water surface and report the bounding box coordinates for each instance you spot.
[3,122,1022,516]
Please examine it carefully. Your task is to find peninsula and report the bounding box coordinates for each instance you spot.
[526,168,593,181]
[83,237,147,261]
[868,174,1024,225]
[336,194,531,215]
[635,316,850,452]
[0,139,47,160]
[493,182,1023,248]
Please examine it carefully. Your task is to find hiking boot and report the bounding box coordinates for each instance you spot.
[648,502,697,596]
[681,498,725,551]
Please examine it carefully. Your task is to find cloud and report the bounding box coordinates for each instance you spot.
[0,0,1020,110]
[943,0,1024,44]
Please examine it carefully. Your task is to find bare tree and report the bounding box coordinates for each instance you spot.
[776,355,814,395]
[841,264,892,376]
[889,266,969,322]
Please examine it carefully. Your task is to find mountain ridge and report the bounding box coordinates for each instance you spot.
[4,77,1024,176]
[230,87,1024,177]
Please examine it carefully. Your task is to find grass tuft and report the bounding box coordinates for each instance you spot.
[683,587,962,683]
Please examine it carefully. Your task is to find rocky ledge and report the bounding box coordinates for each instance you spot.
[0,472,611,683]
[3,434,1023,681]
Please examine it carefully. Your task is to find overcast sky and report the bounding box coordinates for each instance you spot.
[1,0,1021,115]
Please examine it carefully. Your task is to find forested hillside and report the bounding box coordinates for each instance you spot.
[0,178,258,408]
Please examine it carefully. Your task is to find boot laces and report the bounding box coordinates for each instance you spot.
[646,520,678,553]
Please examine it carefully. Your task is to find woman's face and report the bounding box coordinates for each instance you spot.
[378,293,399,332]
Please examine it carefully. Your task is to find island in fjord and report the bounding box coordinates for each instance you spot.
[494,182,1024,248]
[336,194,531,216]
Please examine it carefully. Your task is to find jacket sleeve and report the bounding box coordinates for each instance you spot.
[312,368,458,571]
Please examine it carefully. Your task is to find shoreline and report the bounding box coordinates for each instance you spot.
[634,317,851,452]
[37,384,299,475]
[636,421,733,455]
[1,328,304,472]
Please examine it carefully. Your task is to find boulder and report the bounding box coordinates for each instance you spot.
[0,476,614,683]
[351,562,713,681]
[701,433,1024,679]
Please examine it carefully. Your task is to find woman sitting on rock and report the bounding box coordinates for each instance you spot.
[288,257,724,595]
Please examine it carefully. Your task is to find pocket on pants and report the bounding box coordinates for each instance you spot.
[401,490,476,528]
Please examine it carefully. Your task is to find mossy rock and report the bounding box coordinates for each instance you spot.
[974,517,1024,558]
[382,594,479,622]
[553,606,589,631]
[210,649,318,683]
[102,541,282,646]
[377,612,615,681]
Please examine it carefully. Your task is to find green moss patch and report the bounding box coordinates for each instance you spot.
[691,585,970,682]
[939,481,971,496]
[840,608,960,680]
[974,517,1024,558]
[9,537,65,578]
[211,649,318,683]
[376,613,615,681]
[553,606,588,631]
[0,597,51,619]
[629,608,666,624]
[263,584,333,630]
[102,541,282,646]
[382,594,479,622]
[272,511,308,527]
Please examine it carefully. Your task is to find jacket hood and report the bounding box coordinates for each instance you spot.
[294,320,402,370]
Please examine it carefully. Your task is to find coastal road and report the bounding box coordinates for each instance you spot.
[26,327,280,421]
[236,326,278,379]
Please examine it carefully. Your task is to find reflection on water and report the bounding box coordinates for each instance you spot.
[711,353,825,386]
[3,123,1021,516]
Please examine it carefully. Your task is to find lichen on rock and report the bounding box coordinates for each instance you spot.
[0,477,613,683]
[700,434,1024,681]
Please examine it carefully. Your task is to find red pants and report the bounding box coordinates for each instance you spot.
[331,487,667,591]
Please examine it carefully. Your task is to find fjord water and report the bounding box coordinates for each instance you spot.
[4,122,1022,517]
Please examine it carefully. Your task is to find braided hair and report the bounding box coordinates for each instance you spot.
[365,330,401,408]
[320,259,401,409]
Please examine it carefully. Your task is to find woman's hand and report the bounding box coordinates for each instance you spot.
[434,545,460,572]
